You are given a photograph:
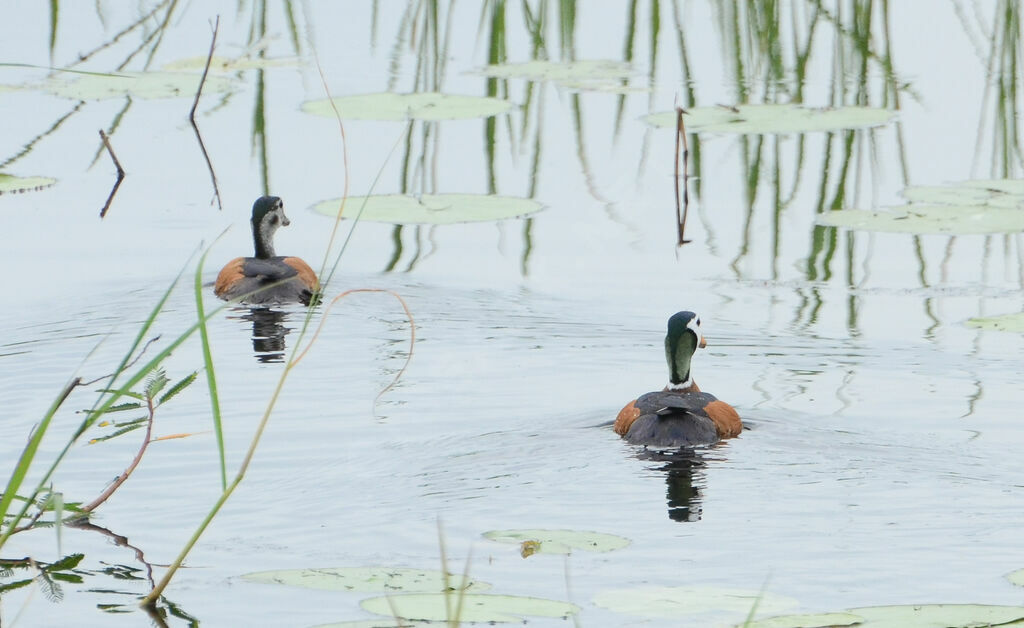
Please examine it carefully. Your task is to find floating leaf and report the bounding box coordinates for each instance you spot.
[847,603,1024,627]
[816,204,1024,235]
[41,71,236,100]
[0,174,56,194]
[902,182,1024,209]
[313,620,437,628]
[241,567,489,593]
[482,529,630,555]
[475,60,635,84]
[361,593,579,623]
[162,56,299,72]
[740,612,864,628]
[966,312,1024,333]
[592,586,798,619]
[302,92,515,121]
[1008,568,1024,587]
[312,194,543,225]
[644,104,896,134]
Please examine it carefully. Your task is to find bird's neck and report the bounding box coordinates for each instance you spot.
[253,228,276,259]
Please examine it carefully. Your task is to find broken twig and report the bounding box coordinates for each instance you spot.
[190,16,222,210]
[98,130,125,218]
[674,106,691,246]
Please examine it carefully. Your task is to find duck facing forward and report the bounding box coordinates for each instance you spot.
[614,311,741,447]
[214,196,319,305]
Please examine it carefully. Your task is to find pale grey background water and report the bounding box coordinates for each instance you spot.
[1,1,1023,626]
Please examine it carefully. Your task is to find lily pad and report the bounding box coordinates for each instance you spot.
[314,621,437,628]
[592,586,798,619]
[360,593,579,623]
[41,71,236,100]
[162,55,299,72]
[241,567,489,593]
[965,312,1024,333]
[644,104,896,134]
[902,183,1024,209]
[475,60,635,83]
[482,529,630,555]
[0,174,56,194]
[740,612,864,628]
[847,603,1024,627]
[1008,568,1024,586]
[302,92,515,121]
[962,179,1024,195]
[815,205,1024,234]
[312,194,543,225]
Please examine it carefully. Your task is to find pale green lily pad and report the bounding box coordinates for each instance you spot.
[475,60,634,83]
[848,603,1024,627]
[816,204,1024,234]
[482,529,630,555]
[1009,568,1024,586]
[0,174,56,194]
[740,612,864,628]
[302,92,515,121]
[965,312,1024,333]
[314,620,437,628]
[902,183,1024,209]
[312,194,543,225]
[163,55,299,72]
[41,71,236,100]
[962,179,1024,195]
[592,586,798,619]
[241,567,489,593]
[644,104,896,134]
[361,593,579,623]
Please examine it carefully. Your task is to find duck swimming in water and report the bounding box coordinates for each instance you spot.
[214,196,318,305]
[614,311,742,447]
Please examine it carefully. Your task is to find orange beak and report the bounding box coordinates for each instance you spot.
[699,336,708,348]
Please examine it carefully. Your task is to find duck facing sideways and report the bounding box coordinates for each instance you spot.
[214,196,319,305]
[614,311,742,447]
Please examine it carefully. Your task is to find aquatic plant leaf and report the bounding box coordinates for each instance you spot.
[475,60,635,82]
[302,92,515,121]
[241,567,489,593]
[815,205,1024,235]
[962,179,1024,195]
[847,603,1024,627]
[482,528,630,555]
[0,174,56,194]
[162,56,299,72]
[314,620,437,628]
[159,371,197,405]
[644,104,896,134]
[592,586,798,619]
[1008,568,1024,586]
[965,312,1024,333]
[740,611,864,627]
[312,194,543,225]
[41,71,236,100]
[901,182,1024,209]
[360,593,579,623]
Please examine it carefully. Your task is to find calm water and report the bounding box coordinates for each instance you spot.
[2,2,1023,626]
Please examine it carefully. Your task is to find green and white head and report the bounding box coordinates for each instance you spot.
[664,311,707,390]
[251,196,290,258]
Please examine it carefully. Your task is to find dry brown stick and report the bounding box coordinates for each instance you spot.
[674,106,691,246]
[98,130,125,218]
[79,394,156,514]
[79,335,162,387]
[190,16,222,210]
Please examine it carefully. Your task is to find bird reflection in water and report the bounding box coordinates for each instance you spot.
[636,448,708,523]
[229,307,294,363]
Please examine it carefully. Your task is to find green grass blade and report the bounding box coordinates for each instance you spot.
[194,243,227,491]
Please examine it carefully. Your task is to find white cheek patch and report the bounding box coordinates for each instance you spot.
[686,316,704,347]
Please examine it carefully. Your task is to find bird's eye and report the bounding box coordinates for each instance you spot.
[696,318,701,326]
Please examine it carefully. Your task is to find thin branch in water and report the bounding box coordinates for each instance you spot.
[79,335,161,386]
[79,391,156,514]
[674,106,692,246]
[98,130,125,218]
[190,16,222,210]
